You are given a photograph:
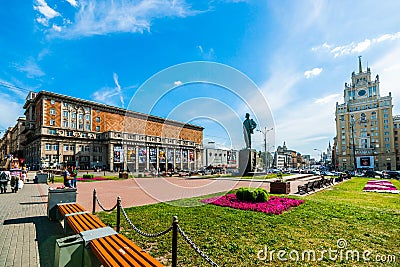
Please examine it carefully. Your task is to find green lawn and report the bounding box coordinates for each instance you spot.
[97,178,400,267]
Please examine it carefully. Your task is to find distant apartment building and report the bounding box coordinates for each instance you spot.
[203,141,238,170]
[0,118,26,160]
[21,91,203,171]
[335,57,397,171]
[273,142,306,169]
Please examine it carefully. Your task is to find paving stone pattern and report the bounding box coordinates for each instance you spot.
[0,173,63,267]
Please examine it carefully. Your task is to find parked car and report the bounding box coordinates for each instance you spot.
[386,171,400,179]
[363,170,376,178]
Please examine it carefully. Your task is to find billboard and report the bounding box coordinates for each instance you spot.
[114,147,124,163]
[356,156,374,169]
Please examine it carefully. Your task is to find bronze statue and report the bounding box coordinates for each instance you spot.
[243,113,257,149]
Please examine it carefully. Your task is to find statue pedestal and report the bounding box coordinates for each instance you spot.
[239,149,256,176]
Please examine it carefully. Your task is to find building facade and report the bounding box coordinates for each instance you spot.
[203,141,239,171]
[22,91,203,172]
[335,57,396,171]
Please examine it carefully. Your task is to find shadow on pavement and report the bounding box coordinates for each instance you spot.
[4,215,64,266]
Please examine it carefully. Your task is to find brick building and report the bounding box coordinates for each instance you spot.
[22,91,203,172]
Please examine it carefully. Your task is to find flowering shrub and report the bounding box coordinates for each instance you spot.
[363,180,399,194]
[236,187,269,202]
[201,194,304,215]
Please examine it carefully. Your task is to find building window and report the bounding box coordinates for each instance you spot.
[93,147,98,152]
[79,145,83,152]
[50,99,55,104]
[72,113,76,119]
[63,111,69,117]
[64,145,69,151]
[53,144,59,151]
[86,115,90,121]
[85,145,90,152]
[79,114,84,120]
[63,102,68,107]
[96,117,100,122]
[85,107,90,112]
[50,119,55,126]
[49,129,57,135]
[79,124,83,129]
[63,121,68,127]
[86,124,91,130]
[384,114,388,118]
[70,145,75,151]
[50,108,56,115]
[384,138,390,142]
[99,156,103,161]
[96,126,100,132]
[71,122,76,128]
[45,143,51,150]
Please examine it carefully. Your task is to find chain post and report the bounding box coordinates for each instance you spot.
[92,188,96,214]
[116,196,121,233]
[172,216,178,267]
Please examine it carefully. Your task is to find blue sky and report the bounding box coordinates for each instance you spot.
[1,0,400,158]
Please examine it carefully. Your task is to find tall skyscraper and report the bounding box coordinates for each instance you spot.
[335,57,396,171]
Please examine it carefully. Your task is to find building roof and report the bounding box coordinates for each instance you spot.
[25,90,203,131]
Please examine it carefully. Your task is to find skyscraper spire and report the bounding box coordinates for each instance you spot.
[358,55,362,73]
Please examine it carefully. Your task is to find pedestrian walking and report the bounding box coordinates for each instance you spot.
[0,169,10,194]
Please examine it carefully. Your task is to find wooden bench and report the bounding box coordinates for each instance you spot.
[57,202,87,218]
[65,212,106,235]
[56,202,164,267]
[90,233,164,267]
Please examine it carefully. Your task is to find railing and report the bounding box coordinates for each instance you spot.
[92,189,219,267]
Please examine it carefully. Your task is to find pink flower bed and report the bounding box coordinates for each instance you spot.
[201,194,305,215]
[363,180,399,194]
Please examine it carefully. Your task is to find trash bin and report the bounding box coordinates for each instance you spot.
[36,173,48,183]
[54,235,84,267]
[47,188,77,221]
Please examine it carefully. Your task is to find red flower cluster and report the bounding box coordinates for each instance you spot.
[201,194,305,215]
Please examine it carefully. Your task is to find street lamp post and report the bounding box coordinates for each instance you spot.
[350,115,358,172]
[258,127,273,172]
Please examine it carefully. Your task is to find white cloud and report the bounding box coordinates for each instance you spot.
[52,24,62,32]
[304,67,322,79]
[34,0,60,26]
[113,73,125,108]
[43,0,198,39]
[174,81,183,86]
[15,57,45,78]
[314,94,341,104]
[66,0,79,8]
[314,32,400,57]
[197,45,215,60]
[0,92,25,131]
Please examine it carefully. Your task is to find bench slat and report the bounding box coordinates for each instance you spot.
[67,213,106,233]
[58,203,86,217]
[110,234,163,267]
[90,234,164,267]
[91,236,129,266]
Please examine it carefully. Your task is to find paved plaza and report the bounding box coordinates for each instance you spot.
[0,172,318,266]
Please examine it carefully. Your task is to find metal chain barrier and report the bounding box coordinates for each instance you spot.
[95,194,118,212]
[177,226,219,267]
[119,202,173,237]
